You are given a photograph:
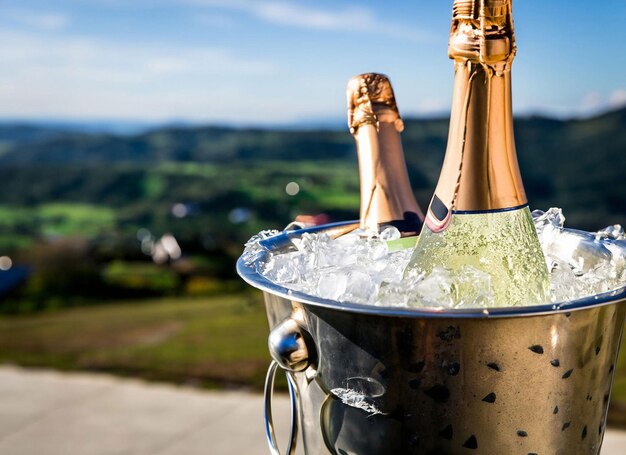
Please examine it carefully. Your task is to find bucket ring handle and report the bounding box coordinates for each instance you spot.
[264,360,299,455]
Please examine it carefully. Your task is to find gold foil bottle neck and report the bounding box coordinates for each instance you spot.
[347,73,404,135]
[346,73,422,234]
[425,0,526,233]
[449,0,516,66]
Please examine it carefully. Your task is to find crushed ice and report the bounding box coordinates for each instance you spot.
[243,209,626,308]
[534,208,626,302]
[241,229,280,266]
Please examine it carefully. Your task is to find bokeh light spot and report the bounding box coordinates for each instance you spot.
[0,256,13,271]
[285,181,300,196]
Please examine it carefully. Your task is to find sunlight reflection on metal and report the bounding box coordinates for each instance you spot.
[550,324,560,350]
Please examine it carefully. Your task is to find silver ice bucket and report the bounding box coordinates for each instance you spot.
[237,222,626,455]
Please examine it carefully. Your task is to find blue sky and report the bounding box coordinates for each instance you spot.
[0,0,624,125]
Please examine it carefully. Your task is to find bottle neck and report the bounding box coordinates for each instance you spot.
[347,73,423,234]
[355,114,423,233]
[425,60,526,232]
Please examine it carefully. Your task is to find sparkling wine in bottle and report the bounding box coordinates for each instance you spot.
[405,0,549,306]
[347,73,423,247]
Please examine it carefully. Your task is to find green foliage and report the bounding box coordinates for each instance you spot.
[1,109,625,231]
[0,203,115,253]
[38,203,116,237]
[102,261,180,293]
[141,172,167,199]
[0,108,624,307]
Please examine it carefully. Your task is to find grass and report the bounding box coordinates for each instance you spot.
[0,203,116,238]
[0,293,623,428]
[0,293,272,389]
[102,261,181,292]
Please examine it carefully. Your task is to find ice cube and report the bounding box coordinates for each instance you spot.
[545,229,612,275]
[380,226,401,242]
[550,262,587,302]
[242,230,280,266]
[414,267,456,309]
[263,252,301,284]
[533,207,566,231]
[376,281,411,308]
[343,270,379,304]
[454,266,494,308]
[317,271,348,300]
[595,224,625,241]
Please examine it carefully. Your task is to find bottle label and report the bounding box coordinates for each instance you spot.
[426,195,452,233]
[426,198,531,233]
[451,203,530,215]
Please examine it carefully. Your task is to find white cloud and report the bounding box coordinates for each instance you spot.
[185,0,432,43]
[5,10,70,31]
[248,3,370,30]
[145,57,191,75]
[0,30,276,121]
[581,92,602,112]
[578,90,626,115]
[609,89,626,109]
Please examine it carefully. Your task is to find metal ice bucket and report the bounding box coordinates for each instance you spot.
[237,222,626,455]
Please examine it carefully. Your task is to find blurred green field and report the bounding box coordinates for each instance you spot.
[0,293,272,389]
[0,203,116,237]
[0,293,624,427]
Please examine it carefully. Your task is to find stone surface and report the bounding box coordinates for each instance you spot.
[0,365,621,455]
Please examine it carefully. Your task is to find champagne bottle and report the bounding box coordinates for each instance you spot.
[347,73,423,246]
[405,0,549,306]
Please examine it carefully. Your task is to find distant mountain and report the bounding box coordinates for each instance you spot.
[0,119,158,137]
[0,107,624,230]
[0,124,82,148]
[1,108,623,166]
[0,126,354,165]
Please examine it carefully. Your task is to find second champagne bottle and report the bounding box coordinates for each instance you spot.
[347,73,423,247]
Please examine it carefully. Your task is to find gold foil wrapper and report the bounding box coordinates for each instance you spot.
[449,0,516,66]
[346,73,422,233]
[347,73,404,135]
[426,0,526,231]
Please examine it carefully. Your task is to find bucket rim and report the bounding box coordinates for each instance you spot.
[236,221,626,319]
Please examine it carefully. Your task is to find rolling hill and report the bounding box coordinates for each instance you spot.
[0,107,624,231]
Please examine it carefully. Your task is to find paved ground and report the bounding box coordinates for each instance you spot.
[0,365,623,455]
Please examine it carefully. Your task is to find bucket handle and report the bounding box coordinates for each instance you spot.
[264,360,299,455]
